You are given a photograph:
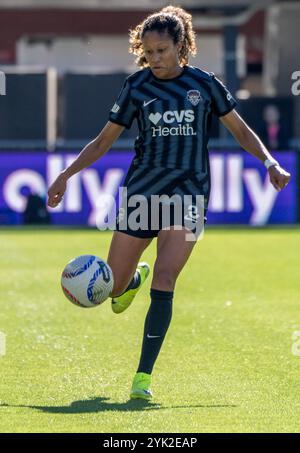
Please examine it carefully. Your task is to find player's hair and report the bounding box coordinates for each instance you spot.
[129,5,197,68]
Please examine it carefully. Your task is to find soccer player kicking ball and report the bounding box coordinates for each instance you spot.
[48,6,291,400]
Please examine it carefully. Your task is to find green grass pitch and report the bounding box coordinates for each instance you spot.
[0,227,300,433]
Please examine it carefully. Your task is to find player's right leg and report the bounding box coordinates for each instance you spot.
[107,231,153,310]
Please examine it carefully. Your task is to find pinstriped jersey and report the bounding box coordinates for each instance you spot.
[109,65,237,172]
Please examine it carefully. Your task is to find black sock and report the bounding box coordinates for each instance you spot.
[114,271,140,298]
[125,271,141,291]
[137,288,173,375]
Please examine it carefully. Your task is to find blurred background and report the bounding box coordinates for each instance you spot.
[0,0,298,227]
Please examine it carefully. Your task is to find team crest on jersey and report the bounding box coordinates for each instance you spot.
[187,90,202,106]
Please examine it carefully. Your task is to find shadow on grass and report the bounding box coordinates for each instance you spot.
[0,397,237,414]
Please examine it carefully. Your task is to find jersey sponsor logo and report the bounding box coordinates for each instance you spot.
[164,110,195,124]
[187,90,202,106]
[111,103,120,113]
[148,109,196,137]
[143,98,157,107]
[151,124,197,137]
[226,92,233,101]
[149,110,194,125]
[149,112,162,125]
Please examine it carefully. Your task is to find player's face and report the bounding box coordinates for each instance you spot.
[142,31,182,79]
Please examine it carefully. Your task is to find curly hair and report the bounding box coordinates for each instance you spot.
[129,5,197,68]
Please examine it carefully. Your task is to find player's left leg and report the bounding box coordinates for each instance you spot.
[130,226,198,400]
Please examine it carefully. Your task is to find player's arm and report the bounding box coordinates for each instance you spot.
[47,121,124,207]
[220,109,291,191]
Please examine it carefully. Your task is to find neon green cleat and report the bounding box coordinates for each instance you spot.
[111,262,150,314]
[130,372,153,400]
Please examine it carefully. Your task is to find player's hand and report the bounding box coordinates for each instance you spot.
[268,165,291,192]
[47,173,68,208]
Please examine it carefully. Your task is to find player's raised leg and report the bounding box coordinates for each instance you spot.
[107,231,153,311]
[130,227,197,400]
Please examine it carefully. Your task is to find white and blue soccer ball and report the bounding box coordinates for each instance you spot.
[61,255,114,308]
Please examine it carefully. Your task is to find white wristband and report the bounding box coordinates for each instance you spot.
[264,158,279,170]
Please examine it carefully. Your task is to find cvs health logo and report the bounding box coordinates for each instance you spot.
[149,109,196,137]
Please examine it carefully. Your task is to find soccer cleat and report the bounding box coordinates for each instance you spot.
[111,262,150,314]
[130,372,153,400]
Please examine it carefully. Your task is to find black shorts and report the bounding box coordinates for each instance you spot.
[115,163,209,239]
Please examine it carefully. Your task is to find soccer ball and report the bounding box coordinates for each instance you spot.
[61,255,114,308]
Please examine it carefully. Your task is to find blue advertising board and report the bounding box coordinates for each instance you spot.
[0,151,296,226]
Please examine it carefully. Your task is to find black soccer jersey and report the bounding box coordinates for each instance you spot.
[109,65,237,173]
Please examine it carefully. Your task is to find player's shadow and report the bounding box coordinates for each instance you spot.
[0,397,237,414]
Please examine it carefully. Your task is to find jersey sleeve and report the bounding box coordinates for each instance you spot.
[109,78,138,129]
[210,74,237,117]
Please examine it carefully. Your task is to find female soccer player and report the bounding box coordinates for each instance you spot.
[48,6,291,400]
